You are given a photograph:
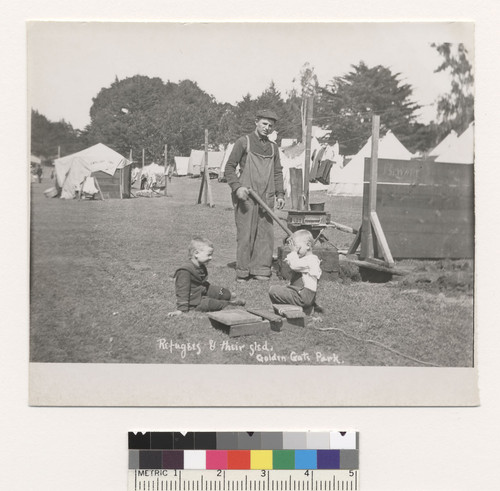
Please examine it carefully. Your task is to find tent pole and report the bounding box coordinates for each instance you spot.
[204,129,214,207]
[164,144,168,196]
[304,95,314,209]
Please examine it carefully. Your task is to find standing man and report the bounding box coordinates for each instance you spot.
[225,109,285,282]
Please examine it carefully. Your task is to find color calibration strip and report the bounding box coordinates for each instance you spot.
[129,432,358,470]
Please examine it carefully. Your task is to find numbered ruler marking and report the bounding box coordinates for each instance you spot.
[128,470,359,491]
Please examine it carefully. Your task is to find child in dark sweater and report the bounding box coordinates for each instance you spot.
[168,237,245,316]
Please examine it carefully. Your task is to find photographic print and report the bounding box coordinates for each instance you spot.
[28,22,477,406]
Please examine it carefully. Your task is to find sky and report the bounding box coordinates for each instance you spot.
[27,22,474,130]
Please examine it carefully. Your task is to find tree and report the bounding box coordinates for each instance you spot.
[31,110,83,160]
[292,63,319,140]
[432,42,474,135]
[224,82,302,145]
[316,62,421,155]
[87,76,224,162]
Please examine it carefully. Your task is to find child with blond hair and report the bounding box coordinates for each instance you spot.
[269,229,321,312]
[168,237,245,316]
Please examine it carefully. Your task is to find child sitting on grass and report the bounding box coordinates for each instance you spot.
[269,229,322,314]
[168,237,245,317]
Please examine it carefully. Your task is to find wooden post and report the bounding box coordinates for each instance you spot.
[142,148,145,170]
[164,144,168,196]
[57,146,61,159]
[204,129,214,207]
[303,95,314,209]
[290,168,304,210]
[360,115,379,259]
[203,130,209,205]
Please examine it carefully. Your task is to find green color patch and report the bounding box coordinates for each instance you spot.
[273,450,295,469]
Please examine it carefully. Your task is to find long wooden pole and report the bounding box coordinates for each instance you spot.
[248,188,293,237]
[164,144,168,196]
[203,130,208,205]
[304,95,314,209]
[360,114,380,259]
[204,129,214,206]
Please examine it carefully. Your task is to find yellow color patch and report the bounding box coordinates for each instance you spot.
[250,450,273,470]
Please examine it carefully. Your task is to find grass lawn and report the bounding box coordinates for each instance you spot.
[30,177,474,367]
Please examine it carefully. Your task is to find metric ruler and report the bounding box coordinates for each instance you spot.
[128,469,359,491]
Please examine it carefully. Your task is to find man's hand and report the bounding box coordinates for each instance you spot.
[236,186,249,201]
[276,197,285,209]
[167,310,183,318]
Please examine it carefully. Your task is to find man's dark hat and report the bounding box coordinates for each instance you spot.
[256,109,278,121]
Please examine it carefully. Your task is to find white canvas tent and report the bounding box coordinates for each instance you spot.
[435,123,474,164]
[30,155,42,165]
[187,150,224,176]
[219,143,234,179]
[429,130,459,158]
[54,143,131,199]
[279,137,323,196]
[329,131,414,196]
[174,156,190,176]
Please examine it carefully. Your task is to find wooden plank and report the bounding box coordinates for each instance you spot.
[373,183,473,198]
[360,115,379,259]
[304,95,314,209]
[272,304,305,319]
[290,168,304,210]
[246,309,283,332]
[325,222,358,235]
[209,318,271,337]
[345,258,409,275]
[348,228,362,254]
[364,158,474,186]
[370,211,394,266]
[207,310,262,326]
[376,230,474,259]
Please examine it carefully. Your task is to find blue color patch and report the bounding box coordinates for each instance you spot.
[294,450,317,469]
[317,450,340,469]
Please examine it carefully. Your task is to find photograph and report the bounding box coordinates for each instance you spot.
[28,21,476,405]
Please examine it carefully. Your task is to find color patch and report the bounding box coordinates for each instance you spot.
[206,450,228,469]
[129,450,139,469]
[151,432,174,449]
[227,450,251,469]
[251,450,273,469]
[330,432,357,449]
[162,450,184,469]
[195,432,217,450]
[261,432,283,450]
[272,450,294,469]
[173,432,195,449]
[129,432,150,449]
[283,432,307,450]
[237,432,262,449]
[339,449,359,470]
[317,450,340,469]
[306,432,330,449]
[140,450,162,469]
[216,432,238,449]
[184,450,206,469]
[294,450,317,469]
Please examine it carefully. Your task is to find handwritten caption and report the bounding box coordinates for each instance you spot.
[156,339,343,364]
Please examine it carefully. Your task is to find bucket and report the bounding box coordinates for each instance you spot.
[309,202,325,211]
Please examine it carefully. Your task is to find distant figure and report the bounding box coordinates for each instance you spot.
[269,229,322,313]
[36,164,43,183]
[167,237,245,317]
